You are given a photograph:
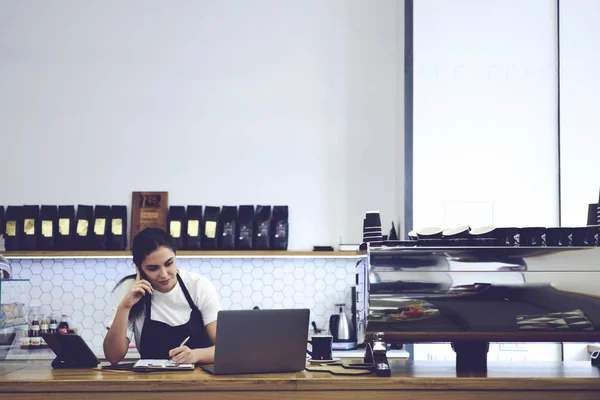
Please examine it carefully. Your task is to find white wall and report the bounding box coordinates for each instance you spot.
[559,0,600,227]
[412,0,559,230]
[0,0,405,249]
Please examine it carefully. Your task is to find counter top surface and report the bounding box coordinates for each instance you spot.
[1,360,600,392]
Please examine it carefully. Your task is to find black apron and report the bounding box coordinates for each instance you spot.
[139,273,212,359]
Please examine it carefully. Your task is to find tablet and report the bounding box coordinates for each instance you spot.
[41,333,99,369]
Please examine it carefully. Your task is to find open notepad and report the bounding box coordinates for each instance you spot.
[134,359,194,370]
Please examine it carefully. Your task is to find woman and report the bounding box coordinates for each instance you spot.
[103,228,220,364]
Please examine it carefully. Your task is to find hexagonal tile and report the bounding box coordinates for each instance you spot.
[262,298,274,309]
[209,269,222,280]
[83,305,95,317]
[293,280,305,291]
[220,298,232,310]
[293,259,305,267]
[293,292,305,304]
[293,268,305,279]
[62,268,75,280]
[283,273,294,286]
[304,274,316,286]
[231,267,243,280]
[241,286,252,298]
[273,258,285,267]
[63,280,74,293]
[231,292,242,304]
[251,268,264,279]
[263,274,274,286]
[62,291,74,305]
[272,292,284,304]
[40,292,53,305]
[262,286,274,298]
[83,295,95,305]
[83,268,96,280]
[251,259,264,267]
[41,268,53,281]
[272,280,284,292]
[251,280,263,292]
[73,262,85,274]
[93,298,106,311]
[53,286,64,298]
[334,280,348,292]
[72,310,84,323]
[18,268,32,279]
[283,297,295,308]
[30,261,43,275]
[94,286,106,298]
[231,280,243,292]
[40,281,53,293]
[83,281,95,293]
[209,258,223,268]
[272,268,284,280]
[72,274,85,286]
[62,304,74,316]
[251,292,262,305]
[304,298,316,309]
[241,274,252,286]
[220,286,232,298]
[304,285,316,298]
[51,274,64,286]
[20,259,33,268]
[30,286,42,299]
[30,274,42,286]
[104,267,117,280]
[324,274,336,286]
[72,286,85,299]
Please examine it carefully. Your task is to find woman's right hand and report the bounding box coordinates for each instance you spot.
[119,269,153,310]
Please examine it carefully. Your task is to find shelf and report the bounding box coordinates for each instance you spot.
[1,250,358,259]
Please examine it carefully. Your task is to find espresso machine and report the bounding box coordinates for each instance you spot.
[356,242,600,376]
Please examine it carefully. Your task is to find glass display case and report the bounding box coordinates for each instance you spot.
[356,244,600,373]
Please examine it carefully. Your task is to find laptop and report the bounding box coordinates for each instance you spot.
[201,308,310,375]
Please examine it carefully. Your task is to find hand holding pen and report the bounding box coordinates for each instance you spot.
[168,336,191,363]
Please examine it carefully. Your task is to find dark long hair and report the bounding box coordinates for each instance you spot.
[113,227,177,323]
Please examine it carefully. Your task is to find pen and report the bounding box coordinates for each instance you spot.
[168,336,191,361]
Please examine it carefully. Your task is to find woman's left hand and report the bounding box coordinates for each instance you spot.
[169,346,197,364]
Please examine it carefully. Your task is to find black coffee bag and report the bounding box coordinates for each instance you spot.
[184,205,202,250]
[254,205,271,250]
[237,205,254,250]
[91,205,110,250]
[5,206,23,251]
[271,206,289,250]
[108,206,127,250]
[168,206,186,250]
[202,206,220,250]
[21,205,40,251]
[74,205,93,250]
[56,206,75,250]
[218,206,237,250]
[39,205,58,250]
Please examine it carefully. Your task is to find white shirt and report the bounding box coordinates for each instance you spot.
[111,269,220,348]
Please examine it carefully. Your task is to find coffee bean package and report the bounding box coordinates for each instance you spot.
[202,206,221,250]
[108,206,127,250]
[168,206,186,250]
[218,206,237,250]
[271,206,289,250]
[253,205,271,250]
[91,205,110,250]
[5,206,23,251]
[74,205,93,250]
[21,205,40,251]
[39,205,58,250]
[56,206,75,250]
[184,205,202,250]
[237,205,254,250]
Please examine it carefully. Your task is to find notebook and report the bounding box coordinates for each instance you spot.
[201,308,310,375]
[134,359,194,370]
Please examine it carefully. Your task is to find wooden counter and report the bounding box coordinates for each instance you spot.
[1,360,599,399]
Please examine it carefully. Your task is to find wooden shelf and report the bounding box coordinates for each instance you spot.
[1,250,358,259]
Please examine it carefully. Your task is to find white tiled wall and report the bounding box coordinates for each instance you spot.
[4,257,357,356]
